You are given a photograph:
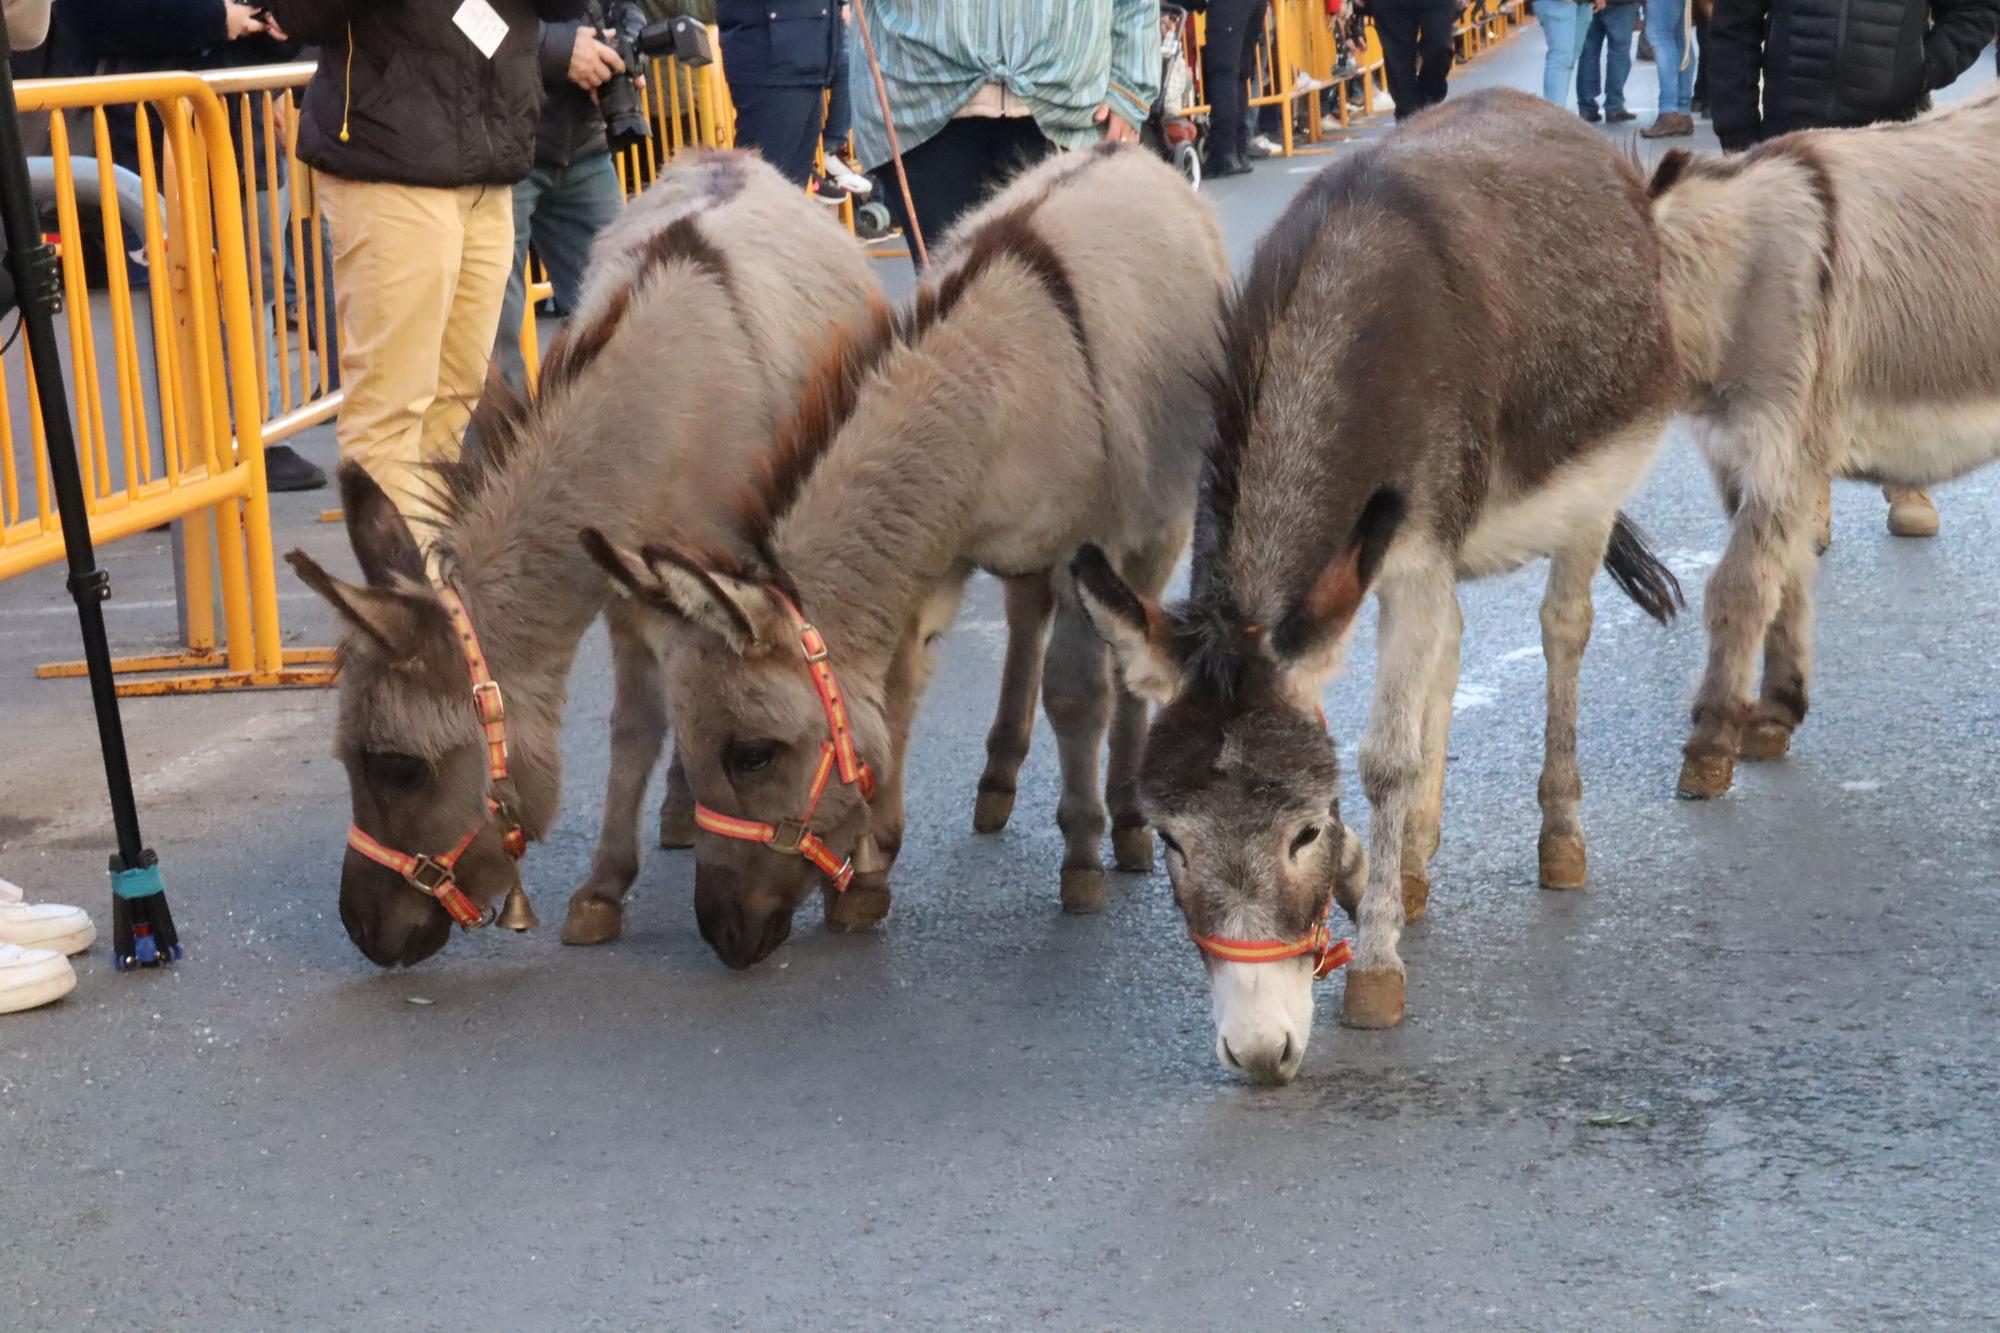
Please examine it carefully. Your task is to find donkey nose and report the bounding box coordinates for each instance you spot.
[340,854,452,968]
[694,864,792,969]
[1218,1029,1304,1086]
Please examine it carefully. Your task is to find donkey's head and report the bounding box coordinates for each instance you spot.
[288,465,557,967]
[1072,491,1402,1084]
[583,530,892,969]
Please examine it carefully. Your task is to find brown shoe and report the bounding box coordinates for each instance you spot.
[1884,487,1939,538]
[1639,112,1695,138]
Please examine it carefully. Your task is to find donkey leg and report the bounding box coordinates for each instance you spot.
[658,748,696,849]
[1537,529,1607,891]
[1343,567,1454,1030]
[1043,588,1114,914]
[1742,559,1814,762]
[1401,593,1462,920]
[1108,540,1181,874]
[565,605,668,945]
[1681,476,1814,798]
[974,573,1055,834]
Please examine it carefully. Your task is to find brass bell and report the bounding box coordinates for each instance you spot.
[495,883,540,932]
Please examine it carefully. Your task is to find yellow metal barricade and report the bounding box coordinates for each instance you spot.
[3,73,332,693]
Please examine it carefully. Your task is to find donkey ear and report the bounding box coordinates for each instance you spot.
[285,548,431,658]
[1071,544,1184,704]
[579,528,786,656]
[1273,488,1406,665]
[337,462,425,588]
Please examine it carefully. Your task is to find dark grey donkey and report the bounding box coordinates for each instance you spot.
[1075,89,1684,1084]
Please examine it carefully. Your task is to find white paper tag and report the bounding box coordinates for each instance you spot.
[453,0,509,59]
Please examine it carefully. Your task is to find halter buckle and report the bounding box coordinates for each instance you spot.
[471,678,506,725]
[405,854,455,895]
[799,624,830,663]
[768,817,807,855]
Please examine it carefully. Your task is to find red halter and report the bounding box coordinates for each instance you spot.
[1185,698,1354,980]
[692,592,875,891]
[1189,907,1354,979]
[344,588,528,928]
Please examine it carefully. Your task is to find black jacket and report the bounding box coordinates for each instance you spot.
[535,6,611,169]
[265,0,587,187]
[1709,0,2000,147]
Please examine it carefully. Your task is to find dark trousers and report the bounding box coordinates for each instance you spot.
[1374,0,1458,119]
[881,117,1057,269]
[1201,0,1272,159]
[729,83,826,187]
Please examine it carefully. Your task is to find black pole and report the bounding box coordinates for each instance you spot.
[0,53,179,968]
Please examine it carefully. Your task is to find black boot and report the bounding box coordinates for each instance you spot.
[1203,148,1251,178]
[264,444,328,492]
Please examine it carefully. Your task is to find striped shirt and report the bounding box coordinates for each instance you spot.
[850,0,1161,170]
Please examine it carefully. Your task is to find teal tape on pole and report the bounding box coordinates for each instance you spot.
[112,863,166,901]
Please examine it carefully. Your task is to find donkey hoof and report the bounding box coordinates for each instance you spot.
[659,804,698,850]
[561,895,624,946]
[824,875,892,932]
[1112,826,1154,874]
[1339,968,1406,1029]
[972,788,1015,835]
[1741,720,1793,762]
[1060,867,1107,915]
[1676,752,1736,800]
[1400,871,1431,922]
[1538,833,1588,890]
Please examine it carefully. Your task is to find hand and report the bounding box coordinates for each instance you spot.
[264,12,288,40]
[1593,0,1606,10]
[1094,104,1139,143]
[225,2,267,39]
[569,27,625,91]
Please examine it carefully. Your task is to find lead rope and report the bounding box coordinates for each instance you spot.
[850,0,928,268]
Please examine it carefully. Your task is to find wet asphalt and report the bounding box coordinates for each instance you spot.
[1,34,1996,1333]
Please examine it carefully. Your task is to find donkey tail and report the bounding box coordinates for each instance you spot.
[1603,511,1684,625]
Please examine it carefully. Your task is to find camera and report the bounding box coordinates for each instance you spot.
[598,3,716,156]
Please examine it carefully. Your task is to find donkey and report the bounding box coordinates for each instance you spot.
[1648,87,2000,799]
[284,152,880,967]
[585,143,1230,969]
[1073,89,1684,1084]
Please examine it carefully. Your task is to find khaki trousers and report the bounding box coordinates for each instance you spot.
[317,175,514,522]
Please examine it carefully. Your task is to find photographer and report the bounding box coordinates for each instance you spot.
[492,5,633,389]
[264,0,586,522]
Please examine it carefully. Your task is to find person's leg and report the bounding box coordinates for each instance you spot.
[1540,1,1583,104]
[1414,0,1459,111]
[1239,0,1272,158]
[1201,0,1256,167]
[534,154,624,314]
[883,117,1055,266]
[1603,4,1637,115]
[1578,12,1606,114]
[317,174,463,518]
[824,15,852,147]
[1647,0,1688,114]
[491,170,548,393]
[1373,2,1424,115]
[729,84,825,187]
[421,184,515,484]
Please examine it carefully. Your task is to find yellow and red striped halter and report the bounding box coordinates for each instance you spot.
[344,587,527,928]
[692,592,875,891]
[1189,907,1353,979]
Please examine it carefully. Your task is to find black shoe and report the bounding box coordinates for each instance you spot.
[1607,107,1637,123]
[1579,105,1602,123]
[265,443,327,492]
[1203,152,1252,179]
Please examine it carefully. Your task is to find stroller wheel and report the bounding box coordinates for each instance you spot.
[1173,141,1203,189]
[855,200,894,242]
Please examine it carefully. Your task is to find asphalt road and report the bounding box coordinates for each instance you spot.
[3,35,1997,1332]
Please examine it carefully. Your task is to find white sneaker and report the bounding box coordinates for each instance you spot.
[827,155,874,197]
[1292,70,1328,93]
[1250,133,1283,156]
[0,898,97,956]
[0,942,76,1015]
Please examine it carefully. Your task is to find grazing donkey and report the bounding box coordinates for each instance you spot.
[1074,89,1684,1084]
[1649,88,2000,799]
[586,144,1229,969]
[285,153,879,967]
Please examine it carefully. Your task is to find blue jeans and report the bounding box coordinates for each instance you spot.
[492,154,626,390]
[1539,1,1593,105]
[1646,0,1695,114]
[1577,4,1637,113]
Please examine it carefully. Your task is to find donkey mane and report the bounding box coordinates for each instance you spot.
[423,214,741,545]
[733,181,1102,570]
